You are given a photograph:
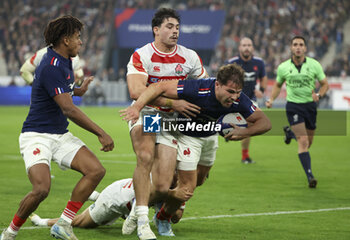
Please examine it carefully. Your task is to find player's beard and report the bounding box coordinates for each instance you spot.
[242,51,252,60]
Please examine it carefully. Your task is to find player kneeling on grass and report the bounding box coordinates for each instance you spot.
[30,177,190,231]
[121,63,271,236]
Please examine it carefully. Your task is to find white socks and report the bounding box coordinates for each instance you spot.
[135,206,149,225]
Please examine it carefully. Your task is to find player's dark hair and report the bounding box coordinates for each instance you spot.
[217,63,244,88]
[151,8,180,37]
[44,15,83,47]
[291,35,307,46]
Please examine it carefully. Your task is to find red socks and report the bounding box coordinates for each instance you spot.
[242,149,249,160]
[8,214,26,234]
[60,200,83,223]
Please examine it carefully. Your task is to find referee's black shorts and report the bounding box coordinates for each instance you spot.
[286,101,317,130]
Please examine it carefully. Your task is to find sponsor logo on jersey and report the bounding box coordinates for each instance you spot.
[244,72,256,82]
[153,66,160,72]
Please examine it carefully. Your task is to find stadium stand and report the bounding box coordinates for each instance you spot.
[208,0,350,77]
[0,0,349,80]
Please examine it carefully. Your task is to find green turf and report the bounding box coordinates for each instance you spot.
[0,106,349,239]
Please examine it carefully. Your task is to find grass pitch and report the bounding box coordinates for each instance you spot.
[0,106,349,240]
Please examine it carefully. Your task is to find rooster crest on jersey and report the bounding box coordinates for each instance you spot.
[216,113,248,137]
[175,64,183,74]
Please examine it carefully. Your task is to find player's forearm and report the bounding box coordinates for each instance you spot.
[318,79,329,97]
[73,87,85,96]
[64,105,106,137]
[133,83,166,111]
[245,113,271,137]
[260,76,268,90]
[269,83,282,102]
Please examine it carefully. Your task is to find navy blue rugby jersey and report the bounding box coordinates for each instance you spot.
[22,47,75,134]
[177,78,256,137]
[225,56,266,100]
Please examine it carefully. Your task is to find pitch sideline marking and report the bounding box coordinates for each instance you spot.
[180,206,350,221]
[7,206,350,230]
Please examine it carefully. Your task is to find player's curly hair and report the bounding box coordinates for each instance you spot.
[217,63,245,87]
[44,15,83,47]
[152,8,180,37]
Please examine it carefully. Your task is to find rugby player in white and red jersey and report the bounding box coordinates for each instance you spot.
[20,47,84,85]
[123,8,207,240]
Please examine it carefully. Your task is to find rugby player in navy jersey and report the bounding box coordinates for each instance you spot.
[120,64,271,235]
[225,37,268,164]
[1,16,114,240]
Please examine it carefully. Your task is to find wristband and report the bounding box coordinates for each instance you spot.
[316,93,322,99]
[165,99,173,107]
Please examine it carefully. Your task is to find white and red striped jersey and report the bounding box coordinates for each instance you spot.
[127,42,207,85]
[30,47,82,71]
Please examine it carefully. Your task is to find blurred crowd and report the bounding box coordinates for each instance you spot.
[208,0,349,77]
[0,0,115,78]
[0,0,349,80]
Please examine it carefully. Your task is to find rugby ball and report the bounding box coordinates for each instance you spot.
[216,112,247,137]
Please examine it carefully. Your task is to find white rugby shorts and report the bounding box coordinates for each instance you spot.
[176,133,218,171]
[19,132,85,173]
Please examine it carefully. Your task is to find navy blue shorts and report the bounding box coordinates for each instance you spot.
[285,101,317,130]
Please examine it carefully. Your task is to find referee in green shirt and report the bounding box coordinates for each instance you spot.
[266,36,329,188]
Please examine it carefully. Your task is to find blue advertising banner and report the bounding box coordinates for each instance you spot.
[115,9,225,49]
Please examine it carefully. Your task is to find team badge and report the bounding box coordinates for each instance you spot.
[183,148,191,156]
[33,148,41,156]
[175,64,183,74]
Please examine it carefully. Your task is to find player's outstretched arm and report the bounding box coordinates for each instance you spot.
[120,80,179,121]
[54,93,114,152]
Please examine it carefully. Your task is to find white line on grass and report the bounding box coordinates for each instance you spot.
[7,206,350,230]
[180,207,350,221]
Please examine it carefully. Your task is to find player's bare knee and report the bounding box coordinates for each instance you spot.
[92,165,106,181]
[85,165,106,182]
[32,187,50,201]
[136,151,154,168]
[297,136,309,150]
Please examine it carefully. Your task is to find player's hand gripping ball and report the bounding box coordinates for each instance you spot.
[217,112,247,137]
